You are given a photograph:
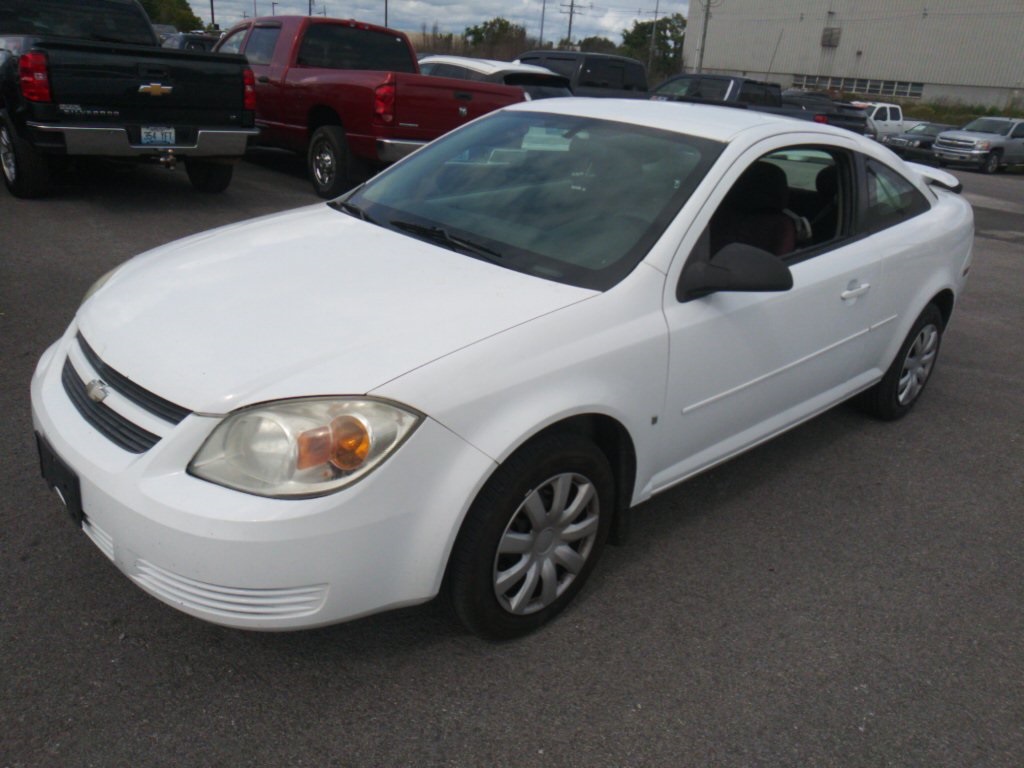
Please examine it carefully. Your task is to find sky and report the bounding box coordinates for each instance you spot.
[187,0,690,46]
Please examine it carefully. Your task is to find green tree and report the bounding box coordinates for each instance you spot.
[578,36,617,54]
[139,0,202,32]
[464,17,527,59]
[620,12,686,81]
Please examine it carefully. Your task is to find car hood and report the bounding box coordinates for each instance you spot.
[937,130,998,142]
[77,204,594,414]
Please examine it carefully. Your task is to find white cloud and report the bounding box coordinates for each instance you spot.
[187,0,689,46]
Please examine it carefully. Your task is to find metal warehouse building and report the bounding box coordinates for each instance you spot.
[683,0,1024,109]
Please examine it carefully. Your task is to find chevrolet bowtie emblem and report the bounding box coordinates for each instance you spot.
[86,379,109,403]
[138,83,173,96]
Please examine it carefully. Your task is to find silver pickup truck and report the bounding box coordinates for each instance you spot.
[933,117,1024,174]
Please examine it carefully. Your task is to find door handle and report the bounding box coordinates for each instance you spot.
[257,76,270,83]
[841,282,871,300]
[454,91,473,101]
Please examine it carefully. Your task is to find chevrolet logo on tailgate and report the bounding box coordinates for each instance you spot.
[138,83,173,96]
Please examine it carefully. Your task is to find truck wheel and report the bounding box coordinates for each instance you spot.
[185,159,233,193]
[981,151,1001,174]
[1,115,53,198]
[308,126,365,198]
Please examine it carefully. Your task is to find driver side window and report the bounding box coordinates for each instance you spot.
[706,147,848,262]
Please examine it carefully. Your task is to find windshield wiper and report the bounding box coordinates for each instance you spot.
[329,199,379,226]
[389,220,503,262]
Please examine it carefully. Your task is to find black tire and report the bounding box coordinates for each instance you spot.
[446,433,614,640]
[307,125,366,198]
[981,151,1001,175]
[858,304,944,421]
[0,114,53,198]
[185,159,233,193]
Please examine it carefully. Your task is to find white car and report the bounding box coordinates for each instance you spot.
[418,55,572,100]
[32,100,973,639]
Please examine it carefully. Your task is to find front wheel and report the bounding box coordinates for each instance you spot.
[981,151,1001,174]
[1,115,53,198]
[858,304,944,420]
[185,159,233,193]
[446,433,614,640]
[307,125,367,198]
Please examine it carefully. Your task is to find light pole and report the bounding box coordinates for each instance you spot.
[271,1,277,14]
[209,0,215,28]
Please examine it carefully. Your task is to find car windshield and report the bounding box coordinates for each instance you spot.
[907,124,942,136]
[343,110,722,291]
[962,118,1013,136]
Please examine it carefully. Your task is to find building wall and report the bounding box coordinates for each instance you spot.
[683,0,1024,108]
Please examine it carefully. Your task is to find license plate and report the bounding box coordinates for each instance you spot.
[36,433,83,527]
[141,126,175,145]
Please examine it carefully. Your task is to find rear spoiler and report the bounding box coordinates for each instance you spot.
[907,162,963,194]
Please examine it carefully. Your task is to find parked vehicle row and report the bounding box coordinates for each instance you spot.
[0,0,256,197]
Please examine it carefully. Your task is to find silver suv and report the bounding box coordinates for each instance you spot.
[933,117,1024,174]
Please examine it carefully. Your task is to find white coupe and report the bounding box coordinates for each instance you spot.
[32,99,973,638]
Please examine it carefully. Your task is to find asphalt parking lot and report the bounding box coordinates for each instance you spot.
[1,154,1022,767]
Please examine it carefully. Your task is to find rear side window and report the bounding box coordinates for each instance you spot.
[863,158,929,233]
[218,28,247,55]
[1011,123,1024,139]
[1,0,156,45]
[581,58,626,89]
[244,26,280,65]
[528,56,579,79]
[297,24,416,72]
[738,81,773,105]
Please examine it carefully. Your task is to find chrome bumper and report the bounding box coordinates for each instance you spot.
[376,138,427,164]
[26,123,259,157]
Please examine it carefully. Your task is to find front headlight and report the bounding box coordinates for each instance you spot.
[188,397,422,498]
[909,140,921,147]
[975,140,991,150]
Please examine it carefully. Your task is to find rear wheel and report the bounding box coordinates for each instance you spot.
[185,159,233,193]
[307,125,366,198]
[446,433,614,639]
[1,115,53,198]
[858,304,943,421]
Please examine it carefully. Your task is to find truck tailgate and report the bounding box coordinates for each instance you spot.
[38,39,249,126]
[391,73,524,141]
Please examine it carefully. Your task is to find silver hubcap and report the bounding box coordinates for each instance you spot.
[0,126,16,182]
[312,141,335,188]
[897,323,939,405]
[493,472,600,615]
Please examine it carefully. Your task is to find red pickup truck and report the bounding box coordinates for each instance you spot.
[216,16,526,197]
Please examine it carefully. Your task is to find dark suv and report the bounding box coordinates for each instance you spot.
[515,51,647,98]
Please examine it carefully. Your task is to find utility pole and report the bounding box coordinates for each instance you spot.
[696,0,714,73]
[647,0,660,72]
[560,0,580,46]
[539,0,547,47]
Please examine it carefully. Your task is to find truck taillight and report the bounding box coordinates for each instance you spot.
[243,68,256,111]
[813,114,829,124]
[19,51,52,103]
[374,75,396,125]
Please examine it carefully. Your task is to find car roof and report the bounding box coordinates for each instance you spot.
[505,97,859,143]
[419,55,558,77]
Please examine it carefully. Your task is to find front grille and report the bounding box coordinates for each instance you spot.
[934,138,975,151]
[77,333,189,424]
[62,359,160,453]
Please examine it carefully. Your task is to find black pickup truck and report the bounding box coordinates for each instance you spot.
[651,74,868,134]
[0,0,257,197]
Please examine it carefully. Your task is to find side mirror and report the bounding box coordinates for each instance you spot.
[678,242,794,301]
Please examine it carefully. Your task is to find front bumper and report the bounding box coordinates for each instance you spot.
[26,122,259,158]
[933,147,988,166]
[375,138,427,164]
[30,332,495,630]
